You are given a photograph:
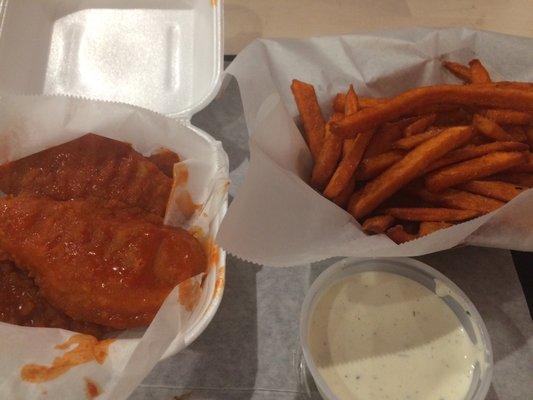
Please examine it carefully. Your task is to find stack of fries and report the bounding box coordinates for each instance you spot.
[291,59,533,243]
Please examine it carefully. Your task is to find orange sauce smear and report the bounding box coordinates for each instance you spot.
[85,377,101,399]
[176,191,201,219]
[208,240,220,267]
[178,279,202,311]
[174,165,189,186]
[21,334,114,383]
[215,265,225,294]
[171,164,201,219]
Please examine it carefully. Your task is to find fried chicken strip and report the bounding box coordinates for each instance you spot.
[0,196,207,329]
[0,261,108,337]
[0,134,172,216]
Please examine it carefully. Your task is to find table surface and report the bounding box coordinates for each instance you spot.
[224,0,533,54]
[129,70,533,400]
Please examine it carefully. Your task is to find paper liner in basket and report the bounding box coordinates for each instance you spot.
[217,27,533,267]
[0,93,229,400]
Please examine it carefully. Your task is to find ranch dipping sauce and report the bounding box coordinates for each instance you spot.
[308,271,486,400]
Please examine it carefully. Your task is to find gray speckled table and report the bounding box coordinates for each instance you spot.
[129,75,533,400]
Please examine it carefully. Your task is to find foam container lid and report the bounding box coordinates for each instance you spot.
[0,0,223,118]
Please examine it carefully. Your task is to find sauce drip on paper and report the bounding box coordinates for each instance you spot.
[215,265,225,294]
[21,334,114,383]
[178,279,202,311]
[85,377,101,399]
[172,164,201,218]
[176,191,201,219]
[208,240,221,267]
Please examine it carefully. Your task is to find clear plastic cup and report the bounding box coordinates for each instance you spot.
[299,257,493,400]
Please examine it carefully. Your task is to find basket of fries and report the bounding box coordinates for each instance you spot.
[218,28,533,266]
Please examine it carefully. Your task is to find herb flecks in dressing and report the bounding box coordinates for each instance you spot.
[309,271,484,400]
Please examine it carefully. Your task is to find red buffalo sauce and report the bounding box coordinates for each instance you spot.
[85,377,101,399]
[21,334,114,383]
[178,279,202,311]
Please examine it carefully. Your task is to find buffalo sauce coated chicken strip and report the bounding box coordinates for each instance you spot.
[0,196,207,329]
[0,134,172,217]
[148,149,181,178]
[0,260,108,337]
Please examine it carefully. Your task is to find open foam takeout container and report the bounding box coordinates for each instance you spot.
[0,1,227,398]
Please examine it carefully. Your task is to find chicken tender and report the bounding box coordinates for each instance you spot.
[0,134,172,216]
[0,261,108,337]
[0,196,207,329]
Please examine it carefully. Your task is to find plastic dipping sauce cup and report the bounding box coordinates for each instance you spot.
[300,257,493,400]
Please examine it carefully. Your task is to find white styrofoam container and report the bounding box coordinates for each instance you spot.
[0,0,226,358]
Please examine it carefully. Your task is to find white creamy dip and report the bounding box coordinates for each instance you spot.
[308,271,485,400]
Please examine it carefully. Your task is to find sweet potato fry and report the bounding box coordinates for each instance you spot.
[291,79,326,159]
[331,176,357,208]
[347,190,363,213]
[484,109,533,125]
[324,89,374,197]
[468,59,491,83]
[458,180,527,202]
[330,84,533,138]
[468,134,490,145]
[360,97,389,108]
[342,85,360,155]
[343,140,354,158]
[425,141,529,172]
[473,114,518,141]
[435,108,473,126]
[386,207,479,222]
[334,93,386,112]
[442,61,472,83]
[490,81,533,91]
[509,152,533,172]
[506,126,528,142]
[392,128,443,150]
[387,225,417,244]
[425,151,527,192]
[364,118,417,157]
[292,61,532,240]
[413,187,504,213]
[345,85,359,115]
[405,103,459,118]
[332,92,346,113]
[362,215,396,234]
[490,172,533,187]
[355,150,405,180]
[324,129,375,198]
[418,221,453,236]
[349,126,475,219]
[526,126,533,148]
[409,104,461,117]
[404,114,437,136]
[379,191,427,209]
[311,113,345,190]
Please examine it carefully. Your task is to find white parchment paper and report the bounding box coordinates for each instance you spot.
[218,27,533,267]
[0,94,229,399]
